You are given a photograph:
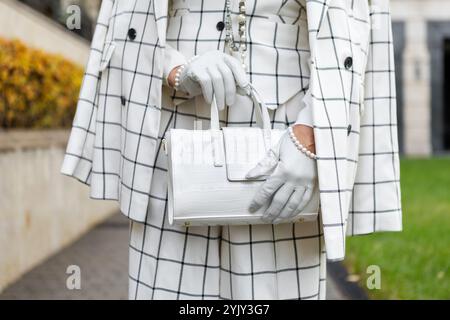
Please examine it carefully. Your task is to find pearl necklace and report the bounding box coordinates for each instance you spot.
[225,0,247,70]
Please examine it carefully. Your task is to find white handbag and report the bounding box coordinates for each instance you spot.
[163,85,319,227]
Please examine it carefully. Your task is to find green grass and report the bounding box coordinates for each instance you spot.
[344,158,450,300]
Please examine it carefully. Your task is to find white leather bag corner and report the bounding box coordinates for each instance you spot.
[164,85,319,227]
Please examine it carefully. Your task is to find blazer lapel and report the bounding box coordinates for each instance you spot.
[306,0,331,38]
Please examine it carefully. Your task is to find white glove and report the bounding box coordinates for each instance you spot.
[246,131,318,224]
[177,51,249,110]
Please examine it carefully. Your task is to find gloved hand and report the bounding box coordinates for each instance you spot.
[246,130,318,224]
[177,50,249,110]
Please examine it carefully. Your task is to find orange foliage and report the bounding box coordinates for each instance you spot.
[0,38,83,129]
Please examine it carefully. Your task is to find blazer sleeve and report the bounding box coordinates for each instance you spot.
[348,0,402,235]
[294,89,313,127]
[161,42,194,106]
[163,43,188,86]
[60,0,115,184]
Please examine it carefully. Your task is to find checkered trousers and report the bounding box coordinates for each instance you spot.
[129,92,327,300]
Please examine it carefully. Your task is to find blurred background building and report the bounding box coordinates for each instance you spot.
[391,0,450,156]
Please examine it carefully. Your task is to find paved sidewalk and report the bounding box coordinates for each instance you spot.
[0,215,129,300]
[0,214,351,300]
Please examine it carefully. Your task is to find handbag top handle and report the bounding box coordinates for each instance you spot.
[209,84,273,167]
[210,84,272,131]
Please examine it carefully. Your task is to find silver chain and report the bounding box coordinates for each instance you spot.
[225,0,247,70]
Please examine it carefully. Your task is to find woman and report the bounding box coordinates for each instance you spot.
[62,0,402,300]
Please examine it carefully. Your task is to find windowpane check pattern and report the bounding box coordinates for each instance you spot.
[61,0,402,298]
[305,0,402,260]
[129,94,327,300]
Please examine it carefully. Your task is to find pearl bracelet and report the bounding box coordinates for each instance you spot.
[173,64,185,91]
[173,55,199,92]
[288,127,317,160]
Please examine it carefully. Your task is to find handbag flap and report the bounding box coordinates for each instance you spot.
[222,128,285,182]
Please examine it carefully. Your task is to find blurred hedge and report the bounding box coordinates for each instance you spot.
[0,38,83,129]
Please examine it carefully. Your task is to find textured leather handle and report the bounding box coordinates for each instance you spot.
[210,84,271,131]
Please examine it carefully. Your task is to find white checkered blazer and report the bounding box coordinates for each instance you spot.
[61,0,402,261]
